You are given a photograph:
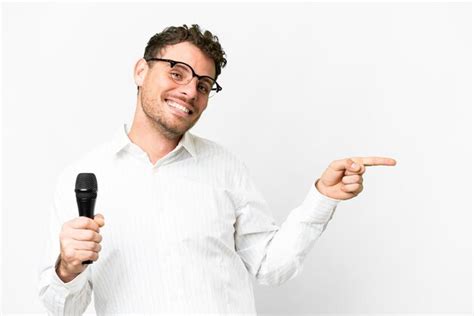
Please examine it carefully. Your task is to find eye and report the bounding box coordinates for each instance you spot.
[170,72,183,81]
[197,83,211,94]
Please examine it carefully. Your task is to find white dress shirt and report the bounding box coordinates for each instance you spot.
[38,124,340,315]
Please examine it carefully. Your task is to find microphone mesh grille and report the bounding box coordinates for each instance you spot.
[75,173,98,191]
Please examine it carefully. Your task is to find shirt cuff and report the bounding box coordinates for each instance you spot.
[294,182,341,224]
[51,264,90,295]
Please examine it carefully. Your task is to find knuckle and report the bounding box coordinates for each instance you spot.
[87,230,96,240]
[63,249,75,262]
[78,217,89,227]
[80,230,91,240]
[346,158,353,167]
[83,241,92,250]
[86,218,97,230]
[92,219,100,229]
[88,242,96,251]
[329,159,341,169]
[345,169,355,176]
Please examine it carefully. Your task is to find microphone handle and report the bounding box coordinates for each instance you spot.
[77,197,96,265]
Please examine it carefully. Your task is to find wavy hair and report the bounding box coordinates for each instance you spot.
[143,24,227,79]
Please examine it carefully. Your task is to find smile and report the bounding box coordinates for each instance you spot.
[166,99,192,115]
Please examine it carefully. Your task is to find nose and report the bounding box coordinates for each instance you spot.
[178,77,199,100]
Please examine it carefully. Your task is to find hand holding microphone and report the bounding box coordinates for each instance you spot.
[56,173,105,283]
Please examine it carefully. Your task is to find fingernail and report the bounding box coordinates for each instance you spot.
[351,163,359,170]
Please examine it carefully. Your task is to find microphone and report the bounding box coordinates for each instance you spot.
[75,173,98,265]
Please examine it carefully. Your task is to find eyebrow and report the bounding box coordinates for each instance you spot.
[166,58,215,79]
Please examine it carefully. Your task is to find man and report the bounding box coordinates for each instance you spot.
[38,24,396,315]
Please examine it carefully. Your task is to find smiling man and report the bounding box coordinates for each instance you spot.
[130,40,221,163]
[38,25,396,315]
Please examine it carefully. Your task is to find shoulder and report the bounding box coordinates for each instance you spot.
[191,133,247,170]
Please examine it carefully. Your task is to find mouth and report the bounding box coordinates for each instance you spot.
[165,99,193,116]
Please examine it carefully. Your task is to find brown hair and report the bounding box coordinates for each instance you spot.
[143,24,227,79]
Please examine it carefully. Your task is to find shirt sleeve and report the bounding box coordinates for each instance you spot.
[38,170,93,315]
[233,163,340,286]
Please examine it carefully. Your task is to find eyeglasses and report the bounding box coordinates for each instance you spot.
[145,57,222,98]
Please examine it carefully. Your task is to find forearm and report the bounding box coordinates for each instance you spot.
[38,259,92,315]
[255,185,339,286]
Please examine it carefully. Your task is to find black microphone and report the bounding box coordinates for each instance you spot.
[75,173,98,265]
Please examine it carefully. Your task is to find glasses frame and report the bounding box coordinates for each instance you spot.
[145,57,222,96]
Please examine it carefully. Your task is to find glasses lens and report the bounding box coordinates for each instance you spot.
[169,61,220,98]
[169,63,192,84]
[208,87,218,98]
[198,78,218,97]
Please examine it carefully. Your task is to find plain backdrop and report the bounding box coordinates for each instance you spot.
[2,2,472,314]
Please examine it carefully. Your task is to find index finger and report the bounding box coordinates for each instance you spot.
[69,216,100,232]
[351,156,397,167]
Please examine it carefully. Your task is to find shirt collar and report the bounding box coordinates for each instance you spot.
[110,124,197,161]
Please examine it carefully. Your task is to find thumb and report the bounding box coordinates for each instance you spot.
[94,213,105,227]
[322,158,354,185]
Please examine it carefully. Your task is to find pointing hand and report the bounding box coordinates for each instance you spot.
[315,157,397,200]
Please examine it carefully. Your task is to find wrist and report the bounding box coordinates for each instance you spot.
[55,255,79,283]
[315,179,328,197]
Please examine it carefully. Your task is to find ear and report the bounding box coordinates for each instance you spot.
[134,58,149,88]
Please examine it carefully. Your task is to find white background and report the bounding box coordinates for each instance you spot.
[2,2,472,314]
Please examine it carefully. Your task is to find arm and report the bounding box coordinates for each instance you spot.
[234,156,396,286]
[38,173,94,315]
[234,164,339,287]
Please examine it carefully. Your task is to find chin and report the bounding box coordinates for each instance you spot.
[158,120,190,139]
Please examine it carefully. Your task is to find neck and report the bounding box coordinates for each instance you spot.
[128,99,182,165]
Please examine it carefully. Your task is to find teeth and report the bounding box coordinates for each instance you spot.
[167,100,190,114]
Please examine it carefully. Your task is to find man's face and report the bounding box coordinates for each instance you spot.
[138,41,216,139]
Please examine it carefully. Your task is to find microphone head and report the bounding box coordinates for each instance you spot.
[75,173,98,198]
